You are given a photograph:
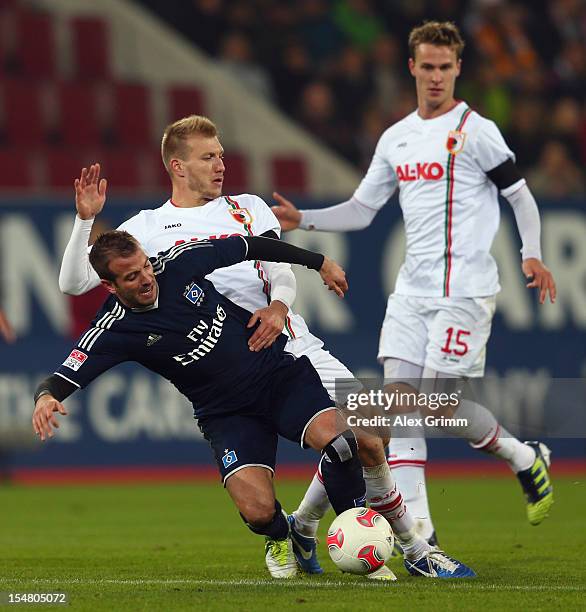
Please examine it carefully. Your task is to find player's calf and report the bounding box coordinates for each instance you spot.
[319,430,367,514]
[244,500,298,579]
[226,466,297,578]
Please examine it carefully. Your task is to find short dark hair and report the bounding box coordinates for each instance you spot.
[408,21,465,60]
[89,230,141,281]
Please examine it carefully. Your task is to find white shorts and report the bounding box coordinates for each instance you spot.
[378,294,497,377]
[286,332,359,403]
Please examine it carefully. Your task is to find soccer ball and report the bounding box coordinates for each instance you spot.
[327,507,395,575]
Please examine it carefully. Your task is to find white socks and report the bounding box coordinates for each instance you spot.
[387,419,435,540]
[446,399,536,472]
[293,462,431,562]
[363,463,430,561]
[292,471,330,538]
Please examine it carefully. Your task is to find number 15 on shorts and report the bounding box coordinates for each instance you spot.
[441,327,470,356]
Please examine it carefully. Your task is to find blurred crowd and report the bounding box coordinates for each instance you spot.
[139,0,586,199]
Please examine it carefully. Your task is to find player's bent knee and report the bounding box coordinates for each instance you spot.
[242,500,290,541]
[322,429,359,463]
[303,407,338,450]
[240,499,277,527]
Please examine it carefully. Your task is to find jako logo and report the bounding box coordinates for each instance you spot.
[164,223,182,229]
[396,163,444,182]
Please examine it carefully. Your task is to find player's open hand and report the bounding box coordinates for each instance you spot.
[271,192,302,231]
[522,258,556,304]
[32,395,68,441]
[319,256,348,298]
[247,300,288,352]
[74,163,107,220]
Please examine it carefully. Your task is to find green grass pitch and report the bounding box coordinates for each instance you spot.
[1,476,585,610]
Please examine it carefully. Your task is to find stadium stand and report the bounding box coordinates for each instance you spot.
[0,0,360,197]
[0,0,583,196]
[0,149,33,188]
[168,85,206,121]
[70,16,111,79]
[271,155,308,194]
[56,81,101,147]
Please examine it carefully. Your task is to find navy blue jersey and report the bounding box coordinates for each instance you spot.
[55,237,289,418]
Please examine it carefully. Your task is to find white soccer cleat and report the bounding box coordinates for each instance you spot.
[265,537,298,578]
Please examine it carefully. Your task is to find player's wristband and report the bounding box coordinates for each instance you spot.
[242,236,324,270]
[33,374,77,406]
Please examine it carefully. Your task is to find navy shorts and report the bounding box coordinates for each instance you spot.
[198,355,335,483]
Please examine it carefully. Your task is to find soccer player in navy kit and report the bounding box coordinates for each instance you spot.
[33,231,366,578]
[33,230,475,579]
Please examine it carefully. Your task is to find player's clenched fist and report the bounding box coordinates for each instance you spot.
[32,395,68,442]
[74,163,108,220]
[319,256,348,298]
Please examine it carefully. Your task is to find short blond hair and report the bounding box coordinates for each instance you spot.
[408,21,465,60]
[161,115,218,174]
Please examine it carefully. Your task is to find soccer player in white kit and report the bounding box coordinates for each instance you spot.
[272,21,556,543]
[59,115,476,579]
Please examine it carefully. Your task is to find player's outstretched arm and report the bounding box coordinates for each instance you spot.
[318,256,348,297]
[32,394,68,442]
[59,164,106,294]
[271,192,302,231]
[242,236,347,297]
[504,182,556,304]
[272,192,379,233]
[32,373,78,441]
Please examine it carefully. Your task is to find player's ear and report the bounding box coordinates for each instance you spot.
[455,58,462,77]
[170,158,184,178]
[100,279,117,295]
[408,57,416,76]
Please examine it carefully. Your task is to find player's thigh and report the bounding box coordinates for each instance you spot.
[198,413,278,485]
[378,294,429,366]
[267,355,337,449]
[425,296,496,377]
[383,357,424,398]
[286,332,359,404]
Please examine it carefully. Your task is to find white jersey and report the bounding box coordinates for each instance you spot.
[118,194,309,339]
[354,101,517,297]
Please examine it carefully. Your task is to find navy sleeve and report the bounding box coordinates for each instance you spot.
[151,236,248,278]
[54,331,128,390]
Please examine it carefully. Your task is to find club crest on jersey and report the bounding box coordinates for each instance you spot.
[63,349,88,371]
[184,281,204,306]
[228,208,252,225]
[222,449,238,469]
[446,130,466,154]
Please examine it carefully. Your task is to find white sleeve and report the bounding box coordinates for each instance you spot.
[117,212,150,250]
[299,196,380,231]
[263,261,296,309]
[249,195,282,237]
[504,183,542,260]
[58,216,101,295]
[352,130,398,210]
[248,196,295,307]
[472,119,515,172]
